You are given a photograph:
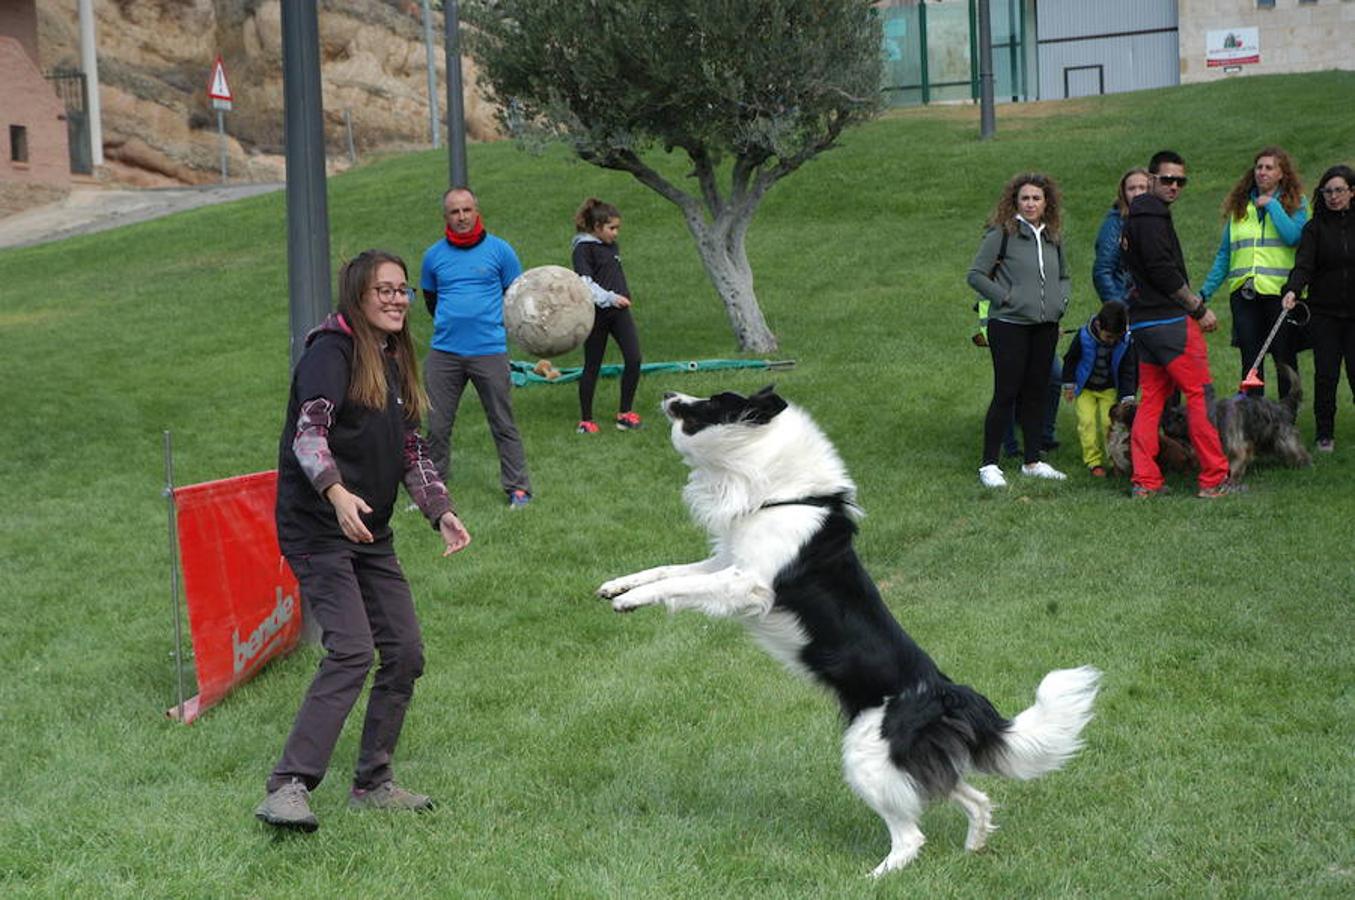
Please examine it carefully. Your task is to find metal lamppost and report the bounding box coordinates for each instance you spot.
[444,0,468,187]
[280,0,332,367]
[421,0,441,149]
[977,0,996,139]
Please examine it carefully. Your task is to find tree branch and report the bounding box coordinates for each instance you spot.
[583,147,703,221]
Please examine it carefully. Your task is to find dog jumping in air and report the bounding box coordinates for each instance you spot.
[597,386,1101,876]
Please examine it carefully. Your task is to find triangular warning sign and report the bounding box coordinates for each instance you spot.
[208,56,232,101]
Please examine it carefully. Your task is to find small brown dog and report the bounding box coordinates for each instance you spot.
[1106,401,1195,477]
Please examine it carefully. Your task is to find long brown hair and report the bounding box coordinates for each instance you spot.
[1221,146,1304,220]
[1115,167,1150,217]
[987,172,1063,241]
[336,249,426,419]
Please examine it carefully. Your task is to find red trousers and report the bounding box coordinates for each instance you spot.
[1131,319,1230,491]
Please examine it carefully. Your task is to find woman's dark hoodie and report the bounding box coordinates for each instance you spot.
[1282,206,1355,318]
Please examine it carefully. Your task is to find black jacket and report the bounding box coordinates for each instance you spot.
[276,315,412,555]
[1282,208,1355,318]
[1122,193,1191,325]
[572,235,630,298]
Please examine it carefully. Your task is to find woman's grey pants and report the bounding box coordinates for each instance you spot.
[266,548,424,793]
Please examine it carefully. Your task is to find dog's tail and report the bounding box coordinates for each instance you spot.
[981,666,1101,781]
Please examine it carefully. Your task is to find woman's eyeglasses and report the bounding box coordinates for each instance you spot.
[371,285,417,302]
[1319,186,1351,197]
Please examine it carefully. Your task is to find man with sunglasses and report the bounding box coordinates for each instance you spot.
[1121,150,1235,499]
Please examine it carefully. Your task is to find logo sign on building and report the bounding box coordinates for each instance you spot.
[1206,27,1260,68]
[208,54,233,110]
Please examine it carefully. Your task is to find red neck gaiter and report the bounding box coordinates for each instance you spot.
[446,216,486,248]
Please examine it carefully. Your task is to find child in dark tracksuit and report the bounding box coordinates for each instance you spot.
[1061,301,1137,476]
[571,197,644,433]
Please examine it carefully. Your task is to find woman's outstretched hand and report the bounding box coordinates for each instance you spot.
[438,512,472,557]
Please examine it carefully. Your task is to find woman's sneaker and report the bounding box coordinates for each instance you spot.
[576,420,599,434]
[615,412,642,431]
[1021,461,1067,480]
[255,779,319,832]
[978,464,1007,488]
[349,781,434,812]
[1316,438,1335,453]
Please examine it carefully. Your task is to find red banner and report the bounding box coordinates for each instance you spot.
[169,470,301,723]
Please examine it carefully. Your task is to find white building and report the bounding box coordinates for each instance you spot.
[878,0,1355,106]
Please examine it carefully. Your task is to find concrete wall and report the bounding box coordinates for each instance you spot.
[0,36,72,187]
[1179,0,1355,82]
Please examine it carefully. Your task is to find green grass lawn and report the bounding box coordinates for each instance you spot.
[2,71,1353,897]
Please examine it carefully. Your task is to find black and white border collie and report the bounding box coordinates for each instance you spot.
[598,386,1101,876]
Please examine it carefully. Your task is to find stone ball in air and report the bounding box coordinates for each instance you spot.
[503,265,596,357]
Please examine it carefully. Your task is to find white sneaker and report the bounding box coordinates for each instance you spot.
[1021,461,1067,481]
[978,464,1008,488]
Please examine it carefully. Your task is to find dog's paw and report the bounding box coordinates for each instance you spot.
[611,592,657,613]
[596,577,632,600]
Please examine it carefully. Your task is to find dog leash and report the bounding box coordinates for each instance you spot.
[1240,301,1309,392]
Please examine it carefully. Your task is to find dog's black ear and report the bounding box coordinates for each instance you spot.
[746,385,788,424]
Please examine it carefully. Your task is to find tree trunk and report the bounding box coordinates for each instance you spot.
[684,208,779,353]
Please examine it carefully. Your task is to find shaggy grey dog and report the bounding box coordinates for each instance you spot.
[1206,365,1312,479]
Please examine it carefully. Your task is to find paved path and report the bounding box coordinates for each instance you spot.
[0,182,284,251]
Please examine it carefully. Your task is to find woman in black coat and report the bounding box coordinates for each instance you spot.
[1282,164,1355,452]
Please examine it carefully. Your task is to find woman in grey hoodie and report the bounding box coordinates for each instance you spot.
[968,172,1072,488]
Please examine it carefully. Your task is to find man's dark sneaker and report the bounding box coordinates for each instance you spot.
[255,779,318,832]
[1197,480,1247,499]
[349,781,434,812]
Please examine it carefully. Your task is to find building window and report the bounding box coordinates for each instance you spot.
[9,125,28,163]
[1257,0,1275,7]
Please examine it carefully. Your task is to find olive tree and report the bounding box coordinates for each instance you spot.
[463,0,883,352]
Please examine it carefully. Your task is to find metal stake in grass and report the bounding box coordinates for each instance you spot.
[163,430,187,723]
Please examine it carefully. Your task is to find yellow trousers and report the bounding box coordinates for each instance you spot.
[1075,387,1118,468]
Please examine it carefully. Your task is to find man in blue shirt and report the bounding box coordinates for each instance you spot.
[421,187,533,508]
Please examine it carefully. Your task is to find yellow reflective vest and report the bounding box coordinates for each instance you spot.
[1227,202,1297,295]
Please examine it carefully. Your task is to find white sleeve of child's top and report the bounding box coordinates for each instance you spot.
[580,275,621,308]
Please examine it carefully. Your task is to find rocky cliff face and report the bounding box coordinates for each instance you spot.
[37,0,499,186]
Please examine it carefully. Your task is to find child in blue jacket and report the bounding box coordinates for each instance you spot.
[1061,301,1137,477]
